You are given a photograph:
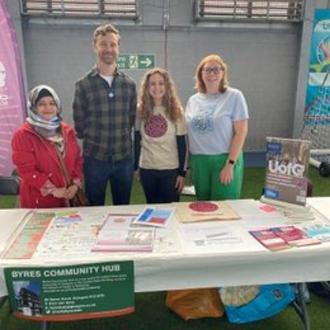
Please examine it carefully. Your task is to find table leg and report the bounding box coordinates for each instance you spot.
[41,321,49,330]
[0,297,7,309]
[292,283,310,330]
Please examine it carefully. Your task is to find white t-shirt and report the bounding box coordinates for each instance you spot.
[99,74,114,87]
[185,87,249,155]
[135,106,187,170]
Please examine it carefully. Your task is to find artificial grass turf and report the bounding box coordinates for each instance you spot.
[1,292,330,330]
[1,167,329,209]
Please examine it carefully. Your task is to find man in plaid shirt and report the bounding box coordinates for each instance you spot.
[73,24,137,206]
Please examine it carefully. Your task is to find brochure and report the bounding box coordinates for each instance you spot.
[249,228,290,251]
[92,215,155,252]
[302,223,330,242]
[175,201,240,223]
[249,226,320,251]
[133,207,175,227]
[263,137,311,206]
[271,226,320,247]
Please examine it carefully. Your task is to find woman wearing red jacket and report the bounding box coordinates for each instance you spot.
[12,85,83,208]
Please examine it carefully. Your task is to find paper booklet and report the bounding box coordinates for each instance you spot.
[133,207,175,228]
[92,215,155,252]
[249,225,320,251]
[302,223,330,242]
[263,137,311,207]
[174,201,240,223]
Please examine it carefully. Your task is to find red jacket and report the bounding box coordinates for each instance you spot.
[12,122,83,208]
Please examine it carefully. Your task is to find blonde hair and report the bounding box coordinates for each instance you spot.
[138,68,183,122]
[93,24,120,44]
[194,54,229,93]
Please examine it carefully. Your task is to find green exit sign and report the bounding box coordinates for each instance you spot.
[118,54,155,70]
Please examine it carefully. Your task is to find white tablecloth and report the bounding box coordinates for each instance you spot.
[1,198,330,297]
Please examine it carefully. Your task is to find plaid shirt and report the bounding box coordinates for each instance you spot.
[73,67,137,162]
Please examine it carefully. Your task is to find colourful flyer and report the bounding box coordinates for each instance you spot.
[133,207,174,227]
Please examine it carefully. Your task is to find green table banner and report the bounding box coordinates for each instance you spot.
[4,261,134,321]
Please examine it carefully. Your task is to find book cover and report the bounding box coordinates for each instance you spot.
[133,207,175,227]
[264,137,311,206]
[175,201,240,223]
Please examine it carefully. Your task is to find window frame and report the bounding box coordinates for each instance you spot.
[194,0,305,23]
[20,0,140,20]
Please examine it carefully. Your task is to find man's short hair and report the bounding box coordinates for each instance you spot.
[93,24,120,44]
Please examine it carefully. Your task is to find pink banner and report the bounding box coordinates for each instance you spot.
[0,1,26,175]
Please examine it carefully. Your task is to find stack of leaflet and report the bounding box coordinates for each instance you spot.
[249,225,320,251]
[92,215,155,252]
[302,198,330,242]
[260,196,315,222]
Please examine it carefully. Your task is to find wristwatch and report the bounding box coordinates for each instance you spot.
[228,159,235,165]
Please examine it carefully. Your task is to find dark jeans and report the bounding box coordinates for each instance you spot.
[139,168,179,204]
[84,156,133,206]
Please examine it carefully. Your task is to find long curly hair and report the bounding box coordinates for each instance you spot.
[194,54,229,93]
[138,68,183,122]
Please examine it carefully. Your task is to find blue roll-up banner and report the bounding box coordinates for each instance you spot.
[304,9,330,127]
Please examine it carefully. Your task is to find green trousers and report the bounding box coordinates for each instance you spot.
[191,153,244,201]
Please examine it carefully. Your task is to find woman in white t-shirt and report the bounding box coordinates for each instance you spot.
[134,68,187,203]
[185,54,249,200]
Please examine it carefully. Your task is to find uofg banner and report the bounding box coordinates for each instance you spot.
[0,1,26,175]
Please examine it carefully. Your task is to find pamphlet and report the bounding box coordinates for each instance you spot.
[175,201,240,223]
[2,212,55,259]
[249,226,320,251]
[302,223,330,242]
[271,226,320,247]
[249,228,290,251]
[92,215,155,252]
[263,137,311,206]
[133,207,175,227]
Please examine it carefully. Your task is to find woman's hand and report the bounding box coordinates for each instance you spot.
[175,175,185,193]
[65,184,79,200]
[51,187,67,198]
[219,163,233,185]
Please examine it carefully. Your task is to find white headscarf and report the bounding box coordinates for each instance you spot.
[26,85,62,138]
